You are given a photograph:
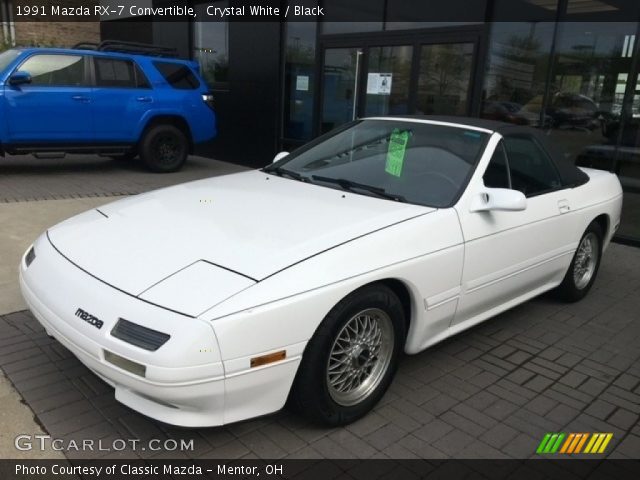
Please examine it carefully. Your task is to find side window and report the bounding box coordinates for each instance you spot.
[134,63,151,88]
[503,136,562,197]
[153,61,200,89]
[483,141,511,189]
[95,58,136,88]
[18,54,86,86]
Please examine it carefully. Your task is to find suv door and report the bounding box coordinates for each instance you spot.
[453,134,580,325]
[5,53,93,143]
[91,57,154,143]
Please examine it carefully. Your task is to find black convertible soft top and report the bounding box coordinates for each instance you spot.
[399,115,590,188]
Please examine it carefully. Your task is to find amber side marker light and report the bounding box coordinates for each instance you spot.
[250,350,286,368]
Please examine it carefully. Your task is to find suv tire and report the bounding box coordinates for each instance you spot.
[140,125,188,173]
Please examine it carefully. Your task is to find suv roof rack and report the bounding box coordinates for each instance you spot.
[72,40,178,58]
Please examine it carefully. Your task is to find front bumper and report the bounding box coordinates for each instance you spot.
[19,234,300,427]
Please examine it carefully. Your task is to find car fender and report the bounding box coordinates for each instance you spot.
[202,209,464,361]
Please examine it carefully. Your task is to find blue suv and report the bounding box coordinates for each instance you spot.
[0,41,217,172]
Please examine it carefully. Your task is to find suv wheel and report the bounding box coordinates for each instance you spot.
[140,125,188,173]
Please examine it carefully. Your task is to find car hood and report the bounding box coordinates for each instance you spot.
[47,170,432,313]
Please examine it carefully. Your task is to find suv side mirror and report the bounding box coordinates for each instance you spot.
[470,188,527,212]
[272,151,289,164]
[9,71,32,86]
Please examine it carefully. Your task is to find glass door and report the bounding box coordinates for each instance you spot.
[318,32,480,134]
[320,48,363,134]
[364,45,413,116]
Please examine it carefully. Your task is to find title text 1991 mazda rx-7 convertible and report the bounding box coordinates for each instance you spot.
[20,117,622,427]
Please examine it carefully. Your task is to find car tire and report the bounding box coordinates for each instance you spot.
[139,125,188,173]
[289,284,406,426]
[555,221,603,302]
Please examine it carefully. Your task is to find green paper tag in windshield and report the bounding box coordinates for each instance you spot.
[385,129,409,177]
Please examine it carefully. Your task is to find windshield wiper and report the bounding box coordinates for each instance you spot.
[311,175,407,203]
[263,166,308,182]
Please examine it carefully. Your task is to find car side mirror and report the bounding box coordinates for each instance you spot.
[9,71,32,86]
[470,188,527,213]
[272,151,289,164]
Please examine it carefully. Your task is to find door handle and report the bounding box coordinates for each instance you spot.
[558,199,571,214]
[71,95,90,103]
[136,96,153,103]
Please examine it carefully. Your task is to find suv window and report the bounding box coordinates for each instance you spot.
[18,54,86,86]
[153,61,199,89]
[0,49,20,72]
[503,136,562,197]
[94,58,150,88]
[483,141,511,189]
[95,58,131,87]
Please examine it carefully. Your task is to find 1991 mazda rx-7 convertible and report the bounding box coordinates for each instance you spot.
[20,117,622,427]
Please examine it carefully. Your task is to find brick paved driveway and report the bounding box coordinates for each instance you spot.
[0,154,246,203]
[1,243,639,460]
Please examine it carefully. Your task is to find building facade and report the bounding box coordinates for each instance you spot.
[103,0,640,245]
[2,1,100,47]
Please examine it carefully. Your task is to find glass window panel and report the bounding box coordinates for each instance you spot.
[364,45,412,117]
[283,17,317,141]
[193,2,229,85]
[320,48,360,133]
[548,21,638,241]
[416,43,474,116]
[481,22,556,127]
[613,72,640,240]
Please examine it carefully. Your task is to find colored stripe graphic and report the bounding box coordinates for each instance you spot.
[597,434,613,453]
[537,433,566,454]
[584,433,613,454]
[574,433,589,453]
[538,433,613,454]
[550,433,565,453]
[537,433,552,454]
[584,433,599,453]
[560,433,575,453]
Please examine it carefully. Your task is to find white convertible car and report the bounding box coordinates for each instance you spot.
[20,117,622,427]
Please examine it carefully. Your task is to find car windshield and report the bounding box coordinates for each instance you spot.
[0,49,20,72]
[269,119,489,208]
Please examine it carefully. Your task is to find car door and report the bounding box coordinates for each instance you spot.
[90,56,155,143]
[4,53,93,143]
[453,133,580,326]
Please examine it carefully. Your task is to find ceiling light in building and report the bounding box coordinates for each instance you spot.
[622,35,635,58]
[525,0,559,11]
[567,0,618,14]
